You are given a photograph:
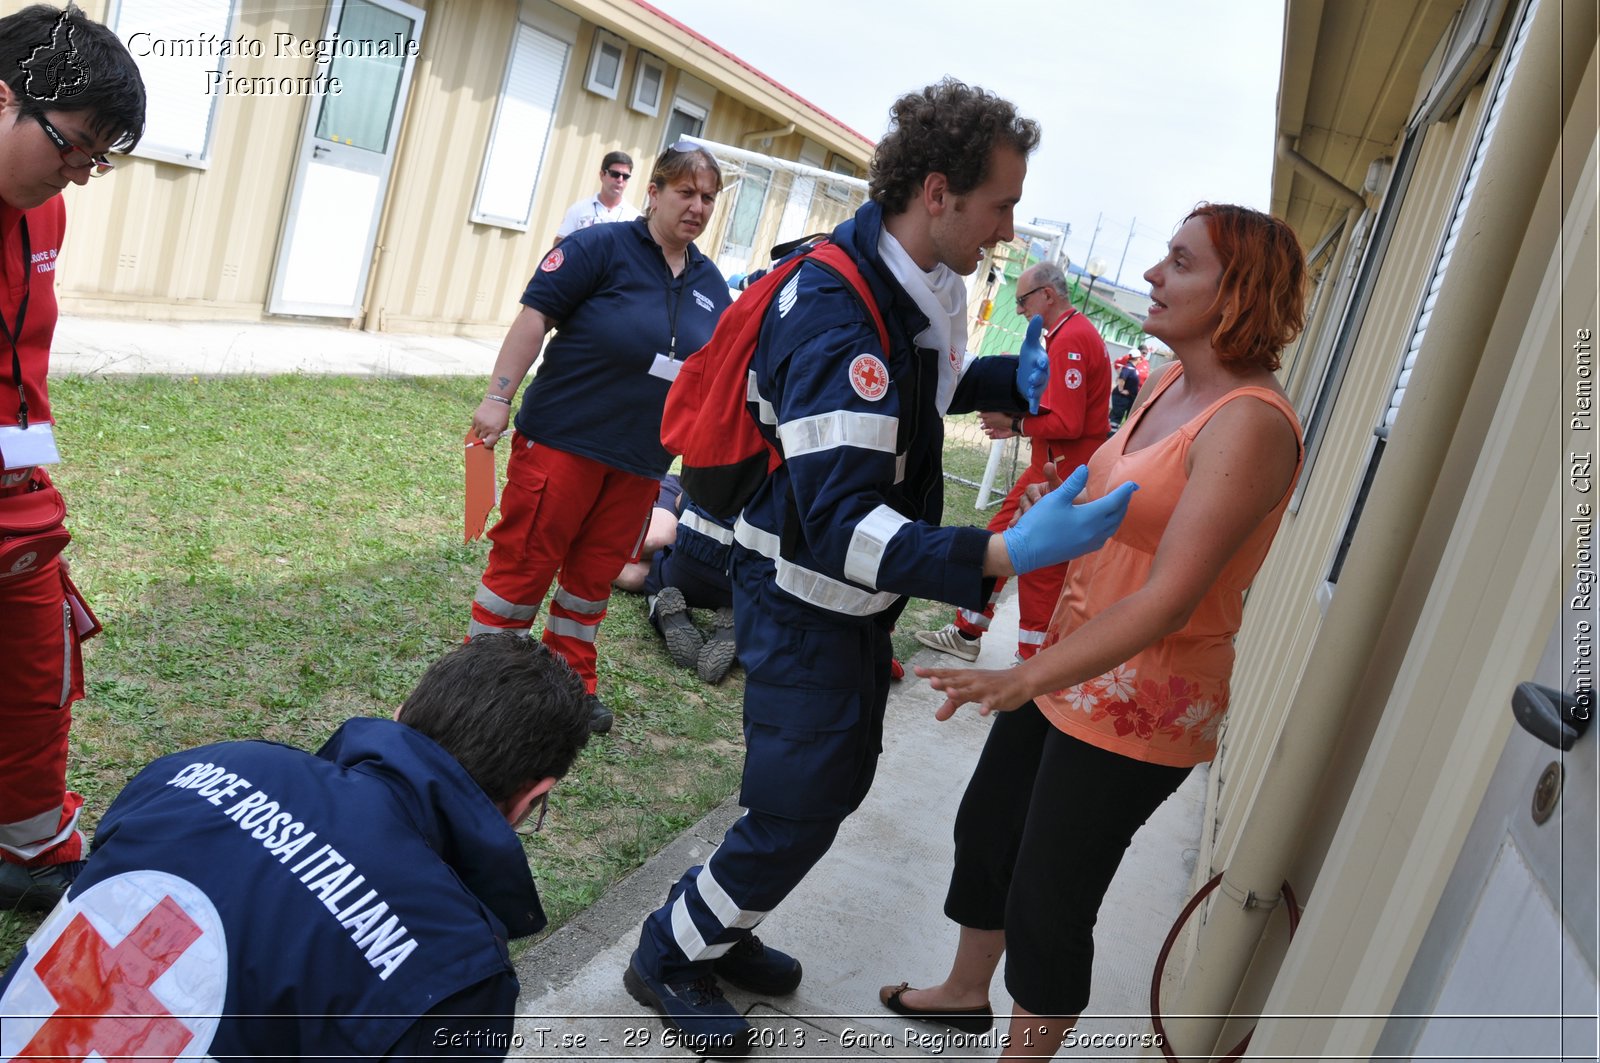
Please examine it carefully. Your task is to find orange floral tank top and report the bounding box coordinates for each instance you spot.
[1035,365,1303,767]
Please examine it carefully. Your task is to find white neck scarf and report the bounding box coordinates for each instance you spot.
[877,227,970,415]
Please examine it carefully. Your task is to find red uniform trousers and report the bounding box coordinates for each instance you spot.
[469,436,657,692]
[953,464,1069,660]
[0,557,86,868]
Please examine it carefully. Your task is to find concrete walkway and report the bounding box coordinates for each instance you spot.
[49,312,1206,1059]
[514,595,1205,1060]
[51,314,497,376]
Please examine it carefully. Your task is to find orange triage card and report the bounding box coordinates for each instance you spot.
[464,432,497,542]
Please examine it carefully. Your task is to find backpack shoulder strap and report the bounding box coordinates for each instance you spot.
[801,241,891,354]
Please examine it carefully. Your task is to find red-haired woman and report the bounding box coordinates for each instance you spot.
[880,203,1307,1057]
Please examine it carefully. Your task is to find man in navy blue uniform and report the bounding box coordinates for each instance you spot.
[625,79,1138,1056]
[0,635,591,1060]
[615,474,742,682]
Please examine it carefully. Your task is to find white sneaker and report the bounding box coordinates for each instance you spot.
[913,623,981,663]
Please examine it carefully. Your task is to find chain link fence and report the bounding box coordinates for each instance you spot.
[943,411,1024,511]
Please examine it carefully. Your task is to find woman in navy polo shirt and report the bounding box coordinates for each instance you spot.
[468,143,730,734]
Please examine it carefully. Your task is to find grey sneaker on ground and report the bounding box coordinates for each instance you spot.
[653,586,704,669]
[697,607,738,684]
[913,623,981,663]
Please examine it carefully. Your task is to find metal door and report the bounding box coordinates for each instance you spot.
[267,0,424,318]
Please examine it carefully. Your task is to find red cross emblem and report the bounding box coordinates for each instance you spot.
[849,354,890,401]
[20,895,201,1060]
[539,248,564,272]
[1065,367,1084,390]
[2,871,225,1062]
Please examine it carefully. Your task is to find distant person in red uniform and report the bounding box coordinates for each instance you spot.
[0,4,146,911]
[914,261,1110,663]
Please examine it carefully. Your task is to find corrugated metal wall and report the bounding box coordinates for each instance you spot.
[1201,83,1490,880]
[45,1,327,318]
[18,0,872,333]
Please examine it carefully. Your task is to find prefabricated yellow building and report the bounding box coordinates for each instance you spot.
[24,0,874,336]
[15,0,1597,1053]
[1160,0,1597,1057]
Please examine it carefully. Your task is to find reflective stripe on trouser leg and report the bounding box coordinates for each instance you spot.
[534,462,659,692]
[0,559,87,866]
[472,437,581,638]
[954,467,1032,638]
[636,567,894,981]
[542,585,608,692]
[637,809,842,981]
[1015,555,1070,661]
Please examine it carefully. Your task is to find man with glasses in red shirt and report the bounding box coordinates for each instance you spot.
[914,261,1110,664]
[553,151,637,245]
[0,3,146,911]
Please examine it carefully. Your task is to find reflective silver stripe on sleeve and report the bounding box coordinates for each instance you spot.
[844,505,910,589]
[734,518,902,616]
[474,582,538,621]
[777,411,897,459]
[1017,628,1048,645]
[553,587,608,615]
[544,616,599,642]
[895,453,907,484]
[747,370,777,426]
[679,509,735,545]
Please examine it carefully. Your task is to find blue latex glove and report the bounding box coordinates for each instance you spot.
[1014,315,1050,414]
[1002,465,1138,574]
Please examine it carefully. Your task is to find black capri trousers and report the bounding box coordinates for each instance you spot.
[944,700,1190,1016]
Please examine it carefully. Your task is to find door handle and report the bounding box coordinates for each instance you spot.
[312,145,330,158]
[1512,681,1592,750]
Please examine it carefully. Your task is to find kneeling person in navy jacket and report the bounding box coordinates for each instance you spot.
[0,634,591,1060]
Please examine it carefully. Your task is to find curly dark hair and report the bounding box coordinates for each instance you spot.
[868,79,1040,215]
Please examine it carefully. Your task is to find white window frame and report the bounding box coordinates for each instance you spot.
[584,28,626,99]
[1320,0,1534,594]
[822,152,858,202]
[661,98,707,149]
[630,51,665,117]
[470,4,575,231]
[110,0,239,168]
[661,71,714,150]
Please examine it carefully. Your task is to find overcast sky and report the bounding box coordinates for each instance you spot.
[648,0,1286,291]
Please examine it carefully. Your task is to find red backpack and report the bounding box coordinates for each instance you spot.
[661,241,889,520]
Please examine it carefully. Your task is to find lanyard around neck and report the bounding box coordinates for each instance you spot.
[1,217,32,428]
[661,246,691,360]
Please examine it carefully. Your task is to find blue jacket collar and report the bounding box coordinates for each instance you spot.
[833,200,931,344]
[317,717,548,938]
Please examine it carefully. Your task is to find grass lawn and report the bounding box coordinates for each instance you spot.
[0,375,1001,968]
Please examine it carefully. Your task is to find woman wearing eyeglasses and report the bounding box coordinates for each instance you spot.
[468,143,730,735]
[0,5,145,914]
[881,204,1307,1058]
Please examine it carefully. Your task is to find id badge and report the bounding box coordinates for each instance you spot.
[648,352,683,382]
[0,421,60,470]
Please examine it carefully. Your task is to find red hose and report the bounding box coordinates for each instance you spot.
[1149,873,1301,1062]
